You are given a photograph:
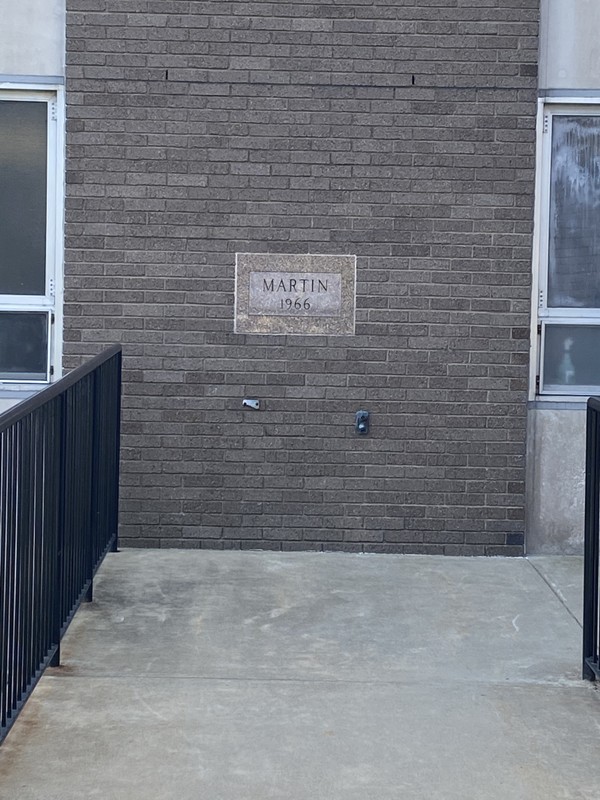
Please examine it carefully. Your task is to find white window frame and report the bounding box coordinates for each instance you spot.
[0,83,64,391]
[530,97,600,400]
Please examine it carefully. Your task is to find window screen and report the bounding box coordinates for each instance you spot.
[548,116,600,309]
[0,101,47,296]
[0,311,48,381]
[542,324,600,390]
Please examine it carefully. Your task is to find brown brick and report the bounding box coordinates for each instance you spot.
[64,0,538,555]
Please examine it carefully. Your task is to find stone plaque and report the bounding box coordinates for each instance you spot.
[235,253,356,335]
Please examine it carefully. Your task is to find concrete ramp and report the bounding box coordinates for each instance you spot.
[0,551,598,799]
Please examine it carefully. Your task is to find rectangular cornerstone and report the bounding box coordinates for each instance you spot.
[235,253,356,335]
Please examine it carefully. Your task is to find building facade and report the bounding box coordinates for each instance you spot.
[2,1,593,555]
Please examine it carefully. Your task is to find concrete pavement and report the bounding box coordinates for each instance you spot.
[0,551,598,799]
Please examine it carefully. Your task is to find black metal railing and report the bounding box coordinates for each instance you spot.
[0,345,122,742]
[583,396,600,680]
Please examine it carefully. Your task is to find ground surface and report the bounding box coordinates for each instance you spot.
[0,551,597,799]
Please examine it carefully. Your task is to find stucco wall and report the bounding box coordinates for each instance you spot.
[0,0,64,78]
[526,408,586,554]
[540,0,600,91]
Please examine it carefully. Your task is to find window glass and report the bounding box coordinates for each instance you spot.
[548,116,600,308]
[0,101,47,295]
[0,311,48,381]
[543,324,600,391]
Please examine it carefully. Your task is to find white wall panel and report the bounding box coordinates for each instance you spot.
[0,0,64,78]
[540,0,600,91]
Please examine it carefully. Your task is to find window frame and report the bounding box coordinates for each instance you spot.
[531,98,600,399]
[0,84,64,391]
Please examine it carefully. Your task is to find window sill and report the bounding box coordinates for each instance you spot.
[528,399,588,410]
[0,386,42,400]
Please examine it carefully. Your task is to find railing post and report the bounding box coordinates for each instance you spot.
[583,400,600,680]
[49,644,60,669]
[111,349,122,553]
[88,367,98,595]
[51,391,67,669]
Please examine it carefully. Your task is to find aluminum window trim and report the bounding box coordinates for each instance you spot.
[531,99,600,400]
[0,85,64,389]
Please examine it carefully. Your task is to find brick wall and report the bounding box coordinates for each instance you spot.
[65,0,539,555]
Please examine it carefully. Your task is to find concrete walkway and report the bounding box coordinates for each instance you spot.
[0,551,598,799]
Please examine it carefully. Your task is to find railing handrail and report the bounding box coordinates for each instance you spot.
[0,344,122,433]
[588,396,600,414]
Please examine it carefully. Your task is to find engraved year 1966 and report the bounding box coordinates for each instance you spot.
[280,297,311,311]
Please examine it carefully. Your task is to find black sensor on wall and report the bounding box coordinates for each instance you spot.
[355,410,369,435]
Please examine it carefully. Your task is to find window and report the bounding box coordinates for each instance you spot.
[535,104,600,395]
[0,89,63,386]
